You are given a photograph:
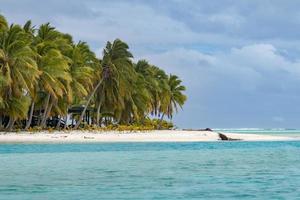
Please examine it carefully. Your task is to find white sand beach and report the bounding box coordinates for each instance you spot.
[0,130,297,143]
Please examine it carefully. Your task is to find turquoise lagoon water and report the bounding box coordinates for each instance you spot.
[1,141,300,199]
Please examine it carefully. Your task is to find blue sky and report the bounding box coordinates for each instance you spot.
[2,0,300,128]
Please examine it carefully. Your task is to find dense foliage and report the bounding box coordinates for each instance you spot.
[0,15,186,131]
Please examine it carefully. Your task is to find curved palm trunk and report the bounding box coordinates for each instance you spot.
[37,109,42,125]
[25,102,35,130]
[63,108,68,129]
[0,116,3,130]
[41,100,54,128]
[96,100,103,126]
[158,113,165,129]
[63,114,68,129]
[74,79,103,129]
[96,104,101,126]
[40,94,50,126]
[6,117,15,131]
[56,116,61,129]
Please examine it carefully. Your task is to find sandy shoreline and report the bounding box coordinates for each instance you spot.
[0,130,297,143]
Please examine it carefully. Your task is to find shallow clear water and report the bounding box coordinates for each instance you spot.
[1,142,300,199]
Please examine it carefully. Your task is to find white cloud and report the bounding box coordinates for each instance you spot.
[145,44,300,91]
[54,2,199,46]
[140,44,300,127]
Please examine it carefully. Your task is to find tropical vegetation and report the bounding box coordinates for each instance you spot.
[0,14,186,131]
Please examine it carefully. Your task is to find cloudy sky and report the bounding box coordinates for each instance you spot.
[2,0,300,128]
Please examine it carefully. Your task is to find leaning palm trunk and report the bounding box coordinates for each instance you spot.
[158,113,165,129]
[96,98,102,126]
[96,102,102,126]
[63,114,68,129]
[25,102,35,130]
[74,79,103,129]
[56,116,61,129]
[0,116,3,129]
[40,94,51,126]
[41,100,54,128]
[6,117,15,131]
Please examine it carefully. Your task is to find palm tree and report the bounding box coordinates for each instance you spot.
[119,72,151,124]
[149,66,169,117]
[163,74,187,119]
[0,24,40,130]
[35,23,72,127]
[114,60,154,124]
[0,15,8,32]
[22,20,39,130]
[57,41,97,128]
[0,14,187,130]
[96,39,135,125]
[75,39,133,128]
[0,15,8,128]
[135,60,159,114]
[68,41,97,102]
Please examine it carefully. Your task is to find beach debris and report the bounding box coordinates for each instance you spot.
[218,133,241,141]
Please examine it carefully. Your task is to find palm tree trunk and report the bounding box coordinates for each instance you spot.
[63,114,68,129]
[74,79,103,129]
[37,109,42,125]
[6,117,15,131]
[160,113,165,121]
[40,94,50,126]
[25,102,35,130]
[158,113,165,129]
[0,115,3,130]
[41,100,53,128]
[56,116,61,129]
[96,103,101,126]
[62,108,68,129]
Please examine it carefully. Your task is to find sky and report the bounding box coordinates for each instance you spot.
[1,0,300,128]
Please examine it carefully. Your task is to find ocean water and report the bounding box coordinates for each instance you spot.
[0,142,300,199]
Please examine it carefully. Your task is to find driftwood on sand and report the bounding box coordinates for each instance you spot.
[218,133,241,141]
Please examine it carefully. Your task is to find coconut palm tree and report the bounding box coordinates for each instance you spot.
[55,41,98,128]
[68,41,97,102]
[0,15,8,32]
[0,15,8,128]
[135,60,159,114]
[0,14,187,130]
[149,66,169,117]
[21,20,40,130]
[163,74,186,119]
[75,39,133,128]
[119,72,151,124]
[0,24,40,130]
[96,39,136,125]
[34,23,72,127]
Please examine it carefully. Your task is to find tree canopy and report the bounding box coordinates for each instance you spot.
[0,14,187,131]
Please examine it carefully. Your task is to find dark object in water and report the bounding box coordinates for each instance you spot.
[204,128,213,131]
[218,133,241,141]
